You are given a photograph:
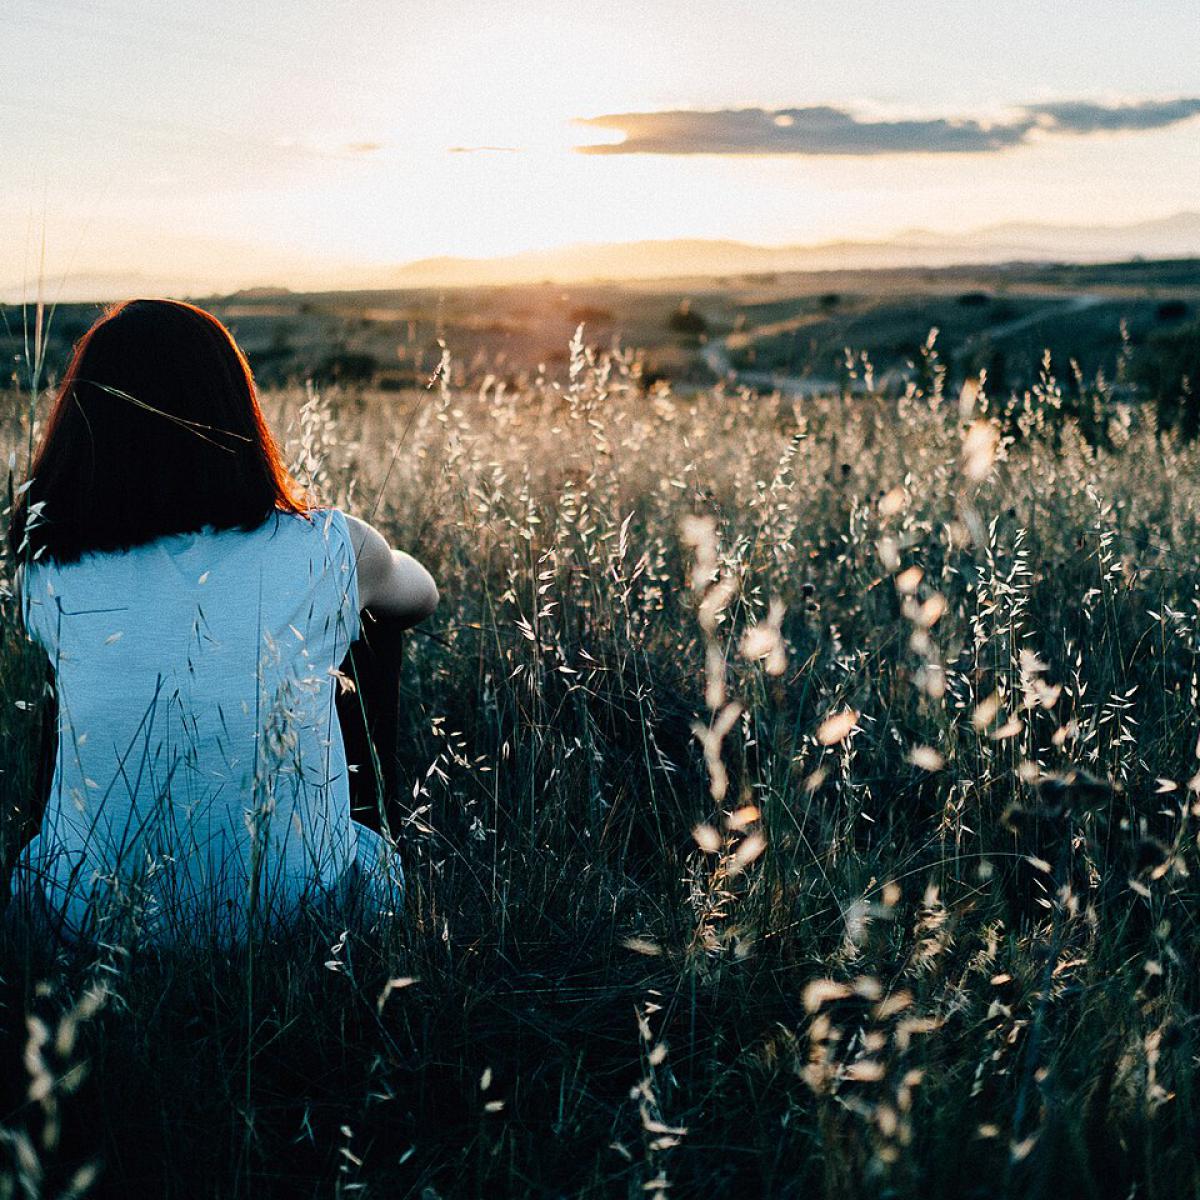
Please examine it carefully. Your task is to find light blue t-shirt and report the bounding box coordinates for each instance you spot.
[12,506,392,942]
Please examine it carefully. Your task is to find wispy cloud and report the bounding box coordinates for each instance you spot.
[447,144,523,154]
[572,97,1200,156]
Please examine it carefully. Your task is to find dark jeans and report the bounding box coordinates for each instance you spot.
[335,608,407,836]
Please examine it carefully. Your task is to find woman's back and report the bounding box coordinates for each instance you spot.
[16,507,363,942]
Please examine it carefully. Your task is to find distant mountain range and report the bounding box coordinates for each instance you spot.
[5,212,1200,302]
[371,212,1200,288]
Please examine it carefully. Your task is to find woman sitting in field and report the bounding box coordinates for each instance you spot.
[6,298,438,946]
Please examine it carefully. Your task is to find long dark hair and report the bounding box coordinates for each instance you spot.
[8,298,309,565]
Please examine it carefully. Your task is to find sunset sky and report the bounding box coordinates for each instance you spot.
[4,0,1200,296]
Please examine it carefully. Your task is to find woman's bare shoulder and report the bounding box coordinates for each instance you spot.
[337,512,438,623]
[339,511,390,564]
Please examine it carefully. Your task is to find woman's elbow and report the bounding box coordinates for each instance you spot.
[418,578,440,619]
[406,563,439,621]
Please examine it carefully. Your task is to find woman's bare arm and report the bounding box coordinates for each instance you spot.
[342,512,439,627]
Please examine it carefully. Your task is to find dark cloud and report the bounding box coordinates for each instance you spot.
[1027,97,1200,134]
[574,107,1030,155]
[572,98,1200,156]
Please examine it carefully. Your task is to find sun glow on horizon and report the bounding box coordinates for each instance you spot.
[3,0,1199,296]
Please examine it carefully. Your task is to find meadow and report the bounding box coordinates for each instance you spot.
[2,325,1200,1198]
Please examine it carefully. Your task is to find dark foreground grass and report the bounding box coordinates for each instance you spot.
[3,336,1200,1197]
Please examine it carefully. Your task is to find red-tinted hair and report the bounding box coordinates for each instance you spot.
[8,298,309,564]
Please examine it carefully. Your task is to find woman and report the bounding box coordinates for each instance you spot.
[6,298,438,946]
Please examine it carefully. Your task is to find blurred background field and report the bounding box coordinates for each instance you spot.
[7,257,1199,403]
[3,295,1200,1196]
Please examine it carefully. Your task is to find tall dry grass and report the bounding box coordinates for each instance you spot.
[2,326,1199,1197]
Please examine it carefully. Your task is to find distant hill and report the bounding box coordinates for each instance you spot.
[370,212,1200,287]
[5,212,1199,302]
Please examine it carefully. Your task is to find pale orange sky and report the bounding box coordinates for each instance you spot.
[3,0,1200,297]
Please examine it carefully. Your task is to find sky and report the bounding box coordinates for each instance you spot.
[3,0,1200,296]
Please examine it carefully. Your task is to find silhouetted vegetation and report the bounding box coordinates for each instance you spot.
[1137,320,1200,438]
[568,304,614,326]
[312,349,380,385]
[667,301,708,337]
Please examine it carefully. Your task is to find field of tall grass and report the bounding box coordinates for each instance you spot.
[3,328,1200,1197]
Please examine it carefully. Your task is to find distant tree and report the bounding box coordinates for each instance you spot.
[375,368,423,392]
[964,337,1008,398]
[312,350,379,385]
[1136,321,1200,439]
[568,305,614,326]
[957,291,991,307]
[818,292,841,311]
[668,301,708,337]
[1156,299,1189,323]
